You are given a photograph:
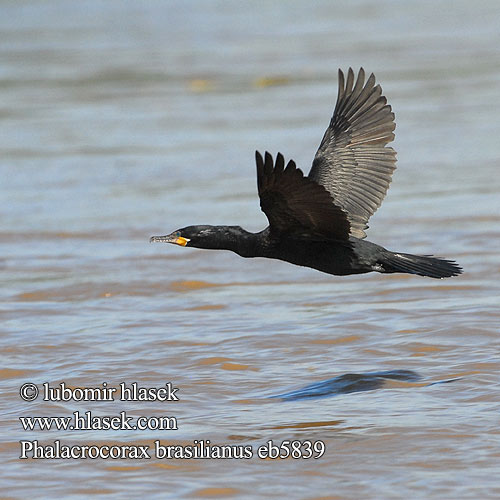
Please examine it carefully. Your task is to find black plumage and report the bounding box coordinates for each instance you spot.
[151,68,462,279]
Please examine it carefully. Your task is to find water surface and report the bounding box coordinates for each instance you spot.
[2,1,500,498]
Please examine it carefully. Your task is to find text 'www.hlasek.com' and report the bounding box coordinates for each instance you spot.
[18,382,326,460]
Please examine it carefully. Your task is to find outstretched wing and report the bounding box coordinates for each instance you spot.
[256,151,350,241]
[308,68,397,239]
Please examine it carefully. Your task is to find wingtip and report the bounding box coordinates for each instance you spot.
[275,152,285,173]
[255,150,264,167]
[340,67,376,82]
[367,73,377,89]
[285,158,298,172]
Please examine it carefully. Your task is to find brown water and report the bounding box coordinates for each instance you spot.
[2,1,500,498]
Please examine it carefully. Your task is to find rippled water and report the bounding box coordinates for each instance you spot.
[2,1,500,498]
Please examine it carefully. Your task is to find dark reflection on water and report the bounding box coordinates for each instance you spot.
[273,370,421,400]
[273,370,462,400]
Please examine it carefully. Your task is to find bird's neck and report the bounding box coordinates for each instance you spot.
[198,226,263,258]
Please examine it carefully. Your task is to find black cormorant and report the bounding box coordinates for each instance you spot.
[151,68,462,279]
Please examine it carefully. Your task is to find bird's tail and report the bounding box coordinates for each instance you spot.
[381,251,462,279]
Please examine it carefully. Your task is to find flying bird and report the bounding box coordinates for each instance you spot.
[151,68,462,279]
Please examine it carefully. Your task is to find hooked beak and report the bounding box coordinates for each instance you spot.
[150,233,190,246]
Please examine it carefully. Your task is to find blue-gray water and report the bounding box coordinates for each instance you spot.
[1,1,500,498]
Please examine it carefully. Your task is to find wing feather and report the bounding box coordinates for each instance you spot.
[256,151,350,241]
[309,68,397,239]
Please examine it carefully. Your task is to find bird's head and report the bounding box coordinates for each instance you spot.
[150,225,228,249]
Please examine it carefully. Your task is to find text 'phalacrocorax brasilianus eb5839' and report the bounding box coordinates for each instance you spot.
[151,68,462,279]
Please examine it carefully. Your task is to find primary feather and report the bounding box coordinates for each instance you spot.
[308,68,397,239]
